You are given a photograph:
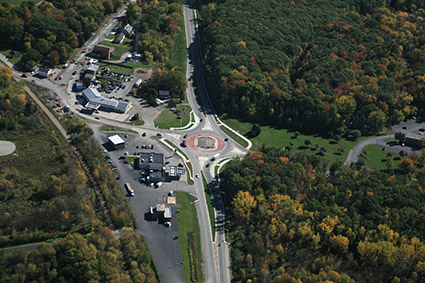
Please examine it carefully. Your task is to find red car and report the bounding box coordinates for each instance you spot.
[200,118,203,122]
[184,134,188,138]
[55,76,59,80]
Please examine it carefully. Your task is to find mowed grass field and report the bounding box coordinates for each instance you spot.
[362,144,403,170]
[222,118,369,163]
[177,192,203,283]
[154,105,191,129]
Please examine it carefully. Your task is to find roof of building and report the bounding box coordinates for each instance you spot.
[84,102,100,110]
[92,97,119,107]
[93,45,114,52]
[167,196,176,205]
[87,64,99,72]
[108,134,125,146]
[140,152,164,163]
[84,73,95,80]
[114,32,125,42]
[123,24,133,33]
[39,67,52,73]
[159,90,170,96]
[82,88,131,112]
[164,207,172,218]
[82,88,102,100]
[116,101,130,112]
[156,204,166,212]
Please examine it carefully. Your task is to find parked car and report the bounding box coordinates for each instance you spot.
[21,73,28,77]
[184,134,188,138]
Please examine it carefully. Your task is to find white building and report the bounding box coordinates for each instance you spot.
[82,88,131,113]
[108,134,126,149]
[38,67,52,78]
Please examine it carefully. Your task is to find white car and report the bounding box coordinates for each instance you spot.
[195,174,199,178]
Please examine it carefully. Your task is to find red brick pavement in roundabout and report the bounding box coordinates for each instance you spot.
[186,133,226,153]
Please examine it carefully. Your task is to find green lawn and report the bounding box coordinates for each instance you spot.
[97,61,133,76]
[99,38,133,60]
[177,192,204,283]
[201,172,215,241]
[0,49,21,64]
[185,162,194,185]
[126,156,137,165]
[127,119,145,126]
[362,145,402,170]
[222,118,369,163]
[154,105,191,129]
[106,33,115,40]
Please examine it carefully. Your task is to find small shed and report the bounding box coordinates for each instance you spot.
[108,134,126,149]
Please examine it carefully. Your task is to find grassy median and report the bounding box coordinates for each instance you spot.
[177,192,203,283]
[201,172,215,241]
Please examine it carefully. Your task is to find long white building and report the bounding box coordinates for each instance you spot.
[82,88,131,113]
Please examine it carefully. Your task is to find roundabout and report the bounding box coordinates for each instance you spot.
[187,134,226,153]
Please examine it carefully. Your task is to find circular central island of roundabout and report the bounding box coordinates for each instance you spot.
[187,134,226,153]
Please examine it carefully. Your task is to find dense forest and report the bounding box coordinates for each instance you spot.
[0,0,123,70]
[126,0,183,64]
[0,228,158,282]
[131,0,187,104]
[199,0,425,136]
[220,147,425,282]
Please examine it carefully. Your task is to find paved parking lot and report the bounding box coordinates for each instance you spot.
[94,130,192,283]
[387,119,425,155]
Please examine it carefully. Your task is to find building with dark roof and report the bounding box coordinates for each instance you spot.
[92,45,114,59]
[113,32,125,43]
[134,152,165,182]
